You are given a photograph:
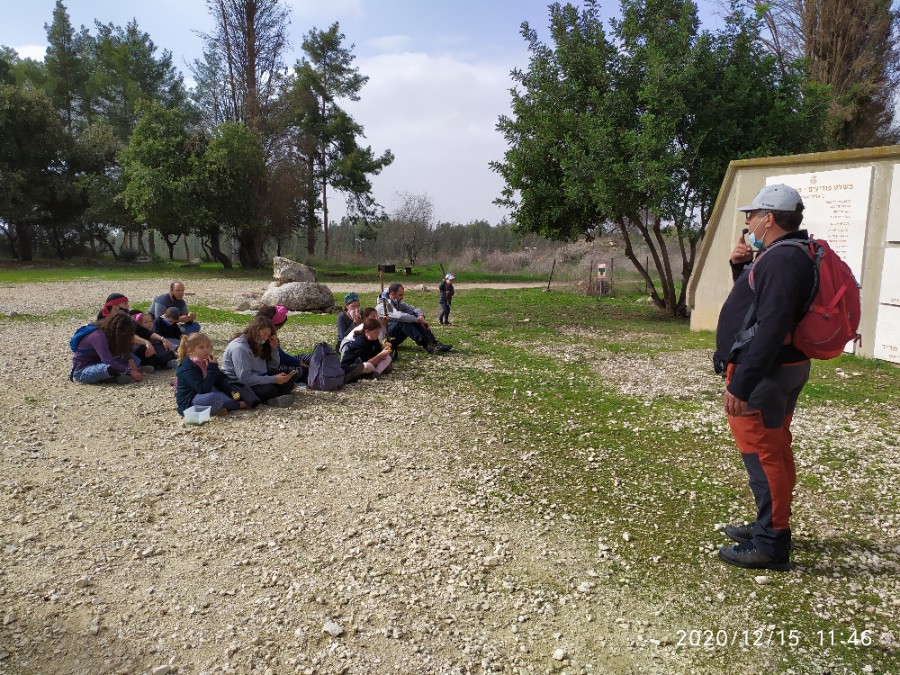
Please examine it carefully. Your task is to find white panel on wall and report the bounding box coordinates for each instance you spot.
[873,303,900,364]
[887,164,900,242]
[879,248,900,307]
[767,167,872,282]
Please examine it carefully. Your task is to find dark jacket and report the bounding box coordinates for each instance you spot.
[175,358,237,415]
[715,230,815,401]
[439,280,455,304]
[153,316,183,341]
[336,311,357,346]
[340,333,381,372]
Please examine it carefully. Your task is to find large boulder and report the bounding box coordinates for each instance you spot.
[260,281,334,312]
[273,256,317,284]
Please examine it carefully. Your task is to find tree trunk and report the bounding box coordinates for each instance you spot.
[163,234,178,261]
[183,235,191,261]
[15,223,33,262]
[208,227,233,269]
[237,229,264,268]
[94,235,119,260]
[147,228,156,256]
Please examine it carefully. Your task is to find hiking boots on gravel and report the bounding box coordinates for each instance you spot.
[113,374,135,384]
[138,365,154,374]
[424,342,439,354]
[725,522,754,544]
[718,542,790,571]
[436,341,453,352]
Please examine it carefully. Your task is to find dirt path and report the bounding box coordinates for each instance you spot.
[0,281,691,675]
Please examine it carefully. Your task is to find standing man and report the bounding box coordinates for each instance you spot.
[376,282,452,354]
[150,281,201,335]
[714,184,815,571]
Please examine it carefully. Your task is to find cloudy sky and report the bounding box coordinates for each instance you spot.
[1,0,727,225]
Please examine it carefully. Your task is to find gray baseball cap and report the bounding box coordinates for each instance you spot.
[736,183,803,212]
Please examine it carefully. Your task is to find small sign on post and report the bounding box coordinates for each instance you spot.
[597,263,607,297]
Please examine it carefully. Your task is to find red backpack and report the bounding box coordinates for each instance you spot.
[747,237,861,359]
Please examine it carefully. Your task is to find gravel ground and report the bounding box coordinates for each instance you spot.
[1,280,896,674]
[1,279,700,675]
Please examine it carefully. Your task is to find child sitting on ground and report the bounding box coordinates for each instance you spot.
[340,317,393,382]
[175,332,249,417]
[71,313,149,384]
[154,307,184,343]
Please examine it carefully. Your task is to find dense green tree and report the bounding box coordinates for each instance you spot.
[493,0,828,316]
[288,23,393,256]
[89,20,187,142]
[119,102,195,260]
[195,122,266,268]
[44,0,88,134]
[0,84,68,261]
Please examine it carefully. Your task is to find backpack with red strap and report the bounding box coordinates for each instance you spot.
[733,237,862,360]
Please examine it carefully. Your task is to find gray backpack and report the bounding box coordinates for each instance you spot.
[307,342,344,391]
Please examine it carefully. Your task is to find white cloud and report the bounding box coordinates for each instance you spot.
[339,50,523,224]
[366,34,414,52]
[12,44,45,61]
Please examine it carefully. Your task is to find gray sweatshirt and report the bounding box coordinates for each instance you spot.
[221,335,280,386]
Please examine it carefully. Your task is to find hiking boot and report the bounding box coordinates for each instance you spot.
[113,374,135,384]
[212,407,228,417]
[167,359,179,369]
[724,522,754,544]
[343,363,366,383]
[382,363,393,375]
[718,542,790,571]
[138,365,155,374]
[436,341,453,352]
[424,341,439,354]
[266,394,295,408]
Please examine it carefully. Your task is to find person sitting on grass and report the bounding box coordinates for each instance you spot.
[376,283,451,354]
[175,332,249,417]
[221,315,296,407]
[71,312,151,384]
[340,317,394,382]
[336,292,362,346]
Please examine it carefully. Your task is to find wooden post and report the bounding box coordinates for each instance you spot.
[588,259,594,295]
[546,258,556,291]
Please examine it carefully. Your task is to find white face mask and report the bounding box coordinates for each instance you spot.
[747,214,766,249]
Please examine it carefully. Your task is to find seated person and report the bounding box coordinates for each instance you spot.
[131,311,178,369]
[340,317,393,383]
[71,313,151,384]
[256,304,312,383]
[153,308,184,343]
[376,283,452,354]
[339,307,380,357]
[149,281,201,335]
[96,293,130,321]
[221,316,296,407]
[175,332,249,417]
[336,292,361,346]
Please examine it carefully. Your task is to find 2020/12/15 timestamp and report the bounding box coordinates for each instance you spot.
[675,628,875,648]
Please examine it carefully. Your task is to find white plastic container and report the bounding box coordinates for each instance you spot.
[183,405,211,425]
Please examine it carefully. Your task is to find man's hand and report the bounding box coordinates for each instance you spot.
[729,230,754,266]
[417,316,429,329]
[274,372,292,385]
[724,389,748,416]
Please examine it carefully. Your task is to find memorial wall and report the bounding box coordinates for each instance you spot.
[688,146,900,364]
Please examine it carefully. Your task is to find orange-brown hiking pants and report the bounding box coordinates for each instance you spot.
[726,360,810,559]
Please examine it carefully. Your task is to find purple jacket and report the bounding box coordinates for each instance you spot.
[72,329,133,374]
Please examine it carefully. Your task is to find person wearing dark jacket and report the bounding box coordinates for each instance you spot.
[340,318,393,382]
[438,273,455,325]
[714,184,816,571]
[174,332,247,416]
